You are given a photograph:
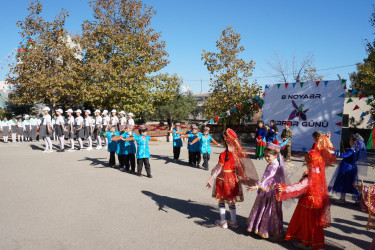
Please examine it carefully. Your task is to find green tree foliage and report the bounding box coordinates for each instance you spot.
[151,91,197,122]
[201,26,262,125]
[7,1,82,108]
[80,0,179,112]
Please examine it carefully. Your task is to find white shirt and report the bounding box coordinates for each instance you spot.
[95,116,103,125]
[120,117,127,125]
[75,116,84,126]
[55,116,64,125]
[51,118,56,126]
[18,121,24,128]
[23,120,30,126]
[127,118,135,126]
[1,120,9,128]
[9,120,17,126]
[102,116,110,126]
[85,116,93,126]
[37,119,42,126]
[30,117,38,126]
[110,116,119,125]
[66,116,74,126]
[43,115,51,125]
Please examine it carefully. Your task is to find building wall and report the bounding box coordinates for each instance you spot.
[343,97,372,129]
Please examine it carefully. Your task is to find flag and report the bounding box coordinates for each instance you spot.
[226,110,230,116]
[300,82,304,88]
[237,104,241,110]
[232,107,236,113]
[359,94,365,100]
[324,81,329,87]
[209,119,213,124]
[352,89,358,95]
[366,127,375,150]
[215,117,219,122]
[285,83,288,88]
[255,95,259,100]
[249,98,253,103]
[221,113,226,118]
[335,131,341,135]
[346,98,353,104]
[316,81,320,87]
[198,125,202,129]
[339,93,345,98]
[259,99,264,104]
[254,106,259,111]
[344,85,347,90]
[265,85,269,89]
[360,112,366,118]
[341,79,346,85]
[242,102,247,108]
[337,112,343,117]
[368,99,373,105]
[336,122,342,126]
[353,105,359,111]
[277,84,281,89]
[292,82,296,88]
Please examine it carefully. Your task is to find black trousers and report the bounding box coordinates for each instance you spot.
[202,153,210,170]
[137,158,151,176]
[118,154,125,168]
[109,152,116,166]
[188,150,193,164]
[125,154,136,172]
[173,147,181,160]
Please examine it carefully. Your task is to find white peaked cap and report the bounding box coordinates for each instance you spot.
[85,110,91,114]
[66,109,73,113]
[43,107,50,111]
[56,109,63,113]
[119,111,125,115]
[75,109,82,113]
[128,113,134,116]
[102,110,108,114]
[111,109,117,113]
[94,109,101,114]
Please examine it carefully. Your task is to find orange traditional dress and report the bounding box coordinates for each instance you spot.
[276,150,330,249]
[212,151,244,204]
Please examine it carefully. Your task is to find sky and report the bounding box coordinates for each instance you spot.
[0,0,373,93]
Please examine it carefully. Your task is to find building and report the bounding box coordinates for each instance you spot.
[0,81,16,109]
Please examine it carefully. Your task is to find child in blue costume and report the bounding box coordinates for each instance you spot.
[122,124,159,178]
[123,124,136,173]
[172,123,183,163]
[107,126,118,167]
[328,133,368,203]
[190,127,220,170]
[187,125,202,167]
[255,120,267,160]
[116,125,126,170]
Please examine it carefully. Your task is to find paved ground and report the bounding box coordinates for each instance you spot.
[0,140,374,250]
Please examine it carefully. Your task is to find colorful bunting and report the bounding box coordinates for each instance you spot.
[336,113,343,117]
[352,89,358,95]
[339,93,345,98]
[265,85,269,89]
[226,110,230,116]
[237,104,241,110]
[232,107,236,113]
[300,82,304,88]
[367,99,373,105]
[336,122,342,126]
[285,83,288,88]
[242,102,247,108]
[324,81,329,87]
[215,117,219,122]
[353,105,359,111]
[344,85,347,90]
[259,99,264,105]
[277,84,281,89]
[254,106,259,111]
[360,112,366,118]
[335,131,341,135]
[254,95,259,100]
[359,94,365,100]
[346,98,353,104]
[249,98,253,103]
[209,119,213,124]
[316,81,320,87]
[368,119,374,125]
[221,113,226,118]
[341,79,346,85]
[198,125,202,129]
[292,83,296,88]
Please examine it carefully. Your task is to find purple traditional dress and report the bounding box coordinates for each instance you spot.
[247,157,284,238]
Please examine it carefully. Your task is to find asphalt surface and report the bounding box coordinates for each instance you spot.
[0,140,374,250]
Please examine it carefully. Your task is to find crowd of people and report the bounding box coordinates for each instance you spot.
[0,107,373,249]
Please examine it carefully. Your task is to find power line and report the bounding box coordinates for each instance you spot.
[184,63,358,81]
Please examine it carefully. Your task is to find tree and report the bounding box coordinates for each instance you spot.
[267,52,324,83]
[201,26,262,126]
[151,91,197,123]
[80,0,179,112]
[7,1,82,108]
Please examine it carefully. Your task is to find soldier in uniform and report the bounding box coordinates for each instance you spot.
[281,122,293,162]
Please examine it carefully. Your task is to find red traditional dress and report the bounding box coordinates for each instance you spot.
[276,150,330,249]
[212,151,244,204]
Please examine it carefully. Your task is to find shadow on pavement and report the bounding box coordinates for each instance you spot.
[79,157,108,168]
[150,154,201,169]
[29,144,44,151]
[142,190,295,249]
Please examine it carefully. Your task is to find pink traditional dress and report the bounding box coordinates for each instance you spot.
[360,185,375,249]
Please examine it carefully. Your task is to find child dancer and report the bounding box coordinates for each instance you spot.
[23,115,31,141]
[188,125,202,167]
[247,142,285,240]
[107,126,118,167]
[17,117,24,142]
[124,125,136,172]
[51,114,57,141]
[328,133,367,203]
[94,109,102,150]
[110,109,119,131]
[206,129,259,229]
[119,111,127,126]
[102,110,110,148]
[255,120,266,160]
[1,117,9,143]
[276,150,330,250]
[190,127,220,170]
[270,120,279,144]
[74,109,84,150]
[55,109,66,151]
[9,115,17,143]
[127,113,135,126]
[40,107,53,152]
[116,125,126,170]
[30,114,38,141]
[84,110,94,150]
[172,122,183,163]
[65,109,75,152]
[122,124,159,178]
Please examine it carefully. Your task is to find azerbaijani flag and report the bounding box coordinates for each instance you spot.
[367,127,375,150]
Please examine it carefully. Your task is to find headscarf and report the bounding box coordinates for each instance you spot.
[224,129,259,186]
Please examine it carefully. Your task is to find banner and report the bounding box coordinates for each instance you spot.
[262,80,345,151]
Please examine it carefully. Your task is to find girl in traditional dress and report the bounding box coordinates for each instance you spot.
[206,129,259,229]
[65,109,75,152]
[328,133,367,203]
[247,142,286,240]
[270,120,279,144]
[17,117,24,142]
[9,115,17,143]
[74,109,84,150]
[55,109,67,151]
[1,117,10,143]
[94,109,102,150]
[84,110,94,150]
[255,120,267,160]
[276,150,330,250]
[121,124,159,178]
[23,115,31,141]
[40,107,53,152]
